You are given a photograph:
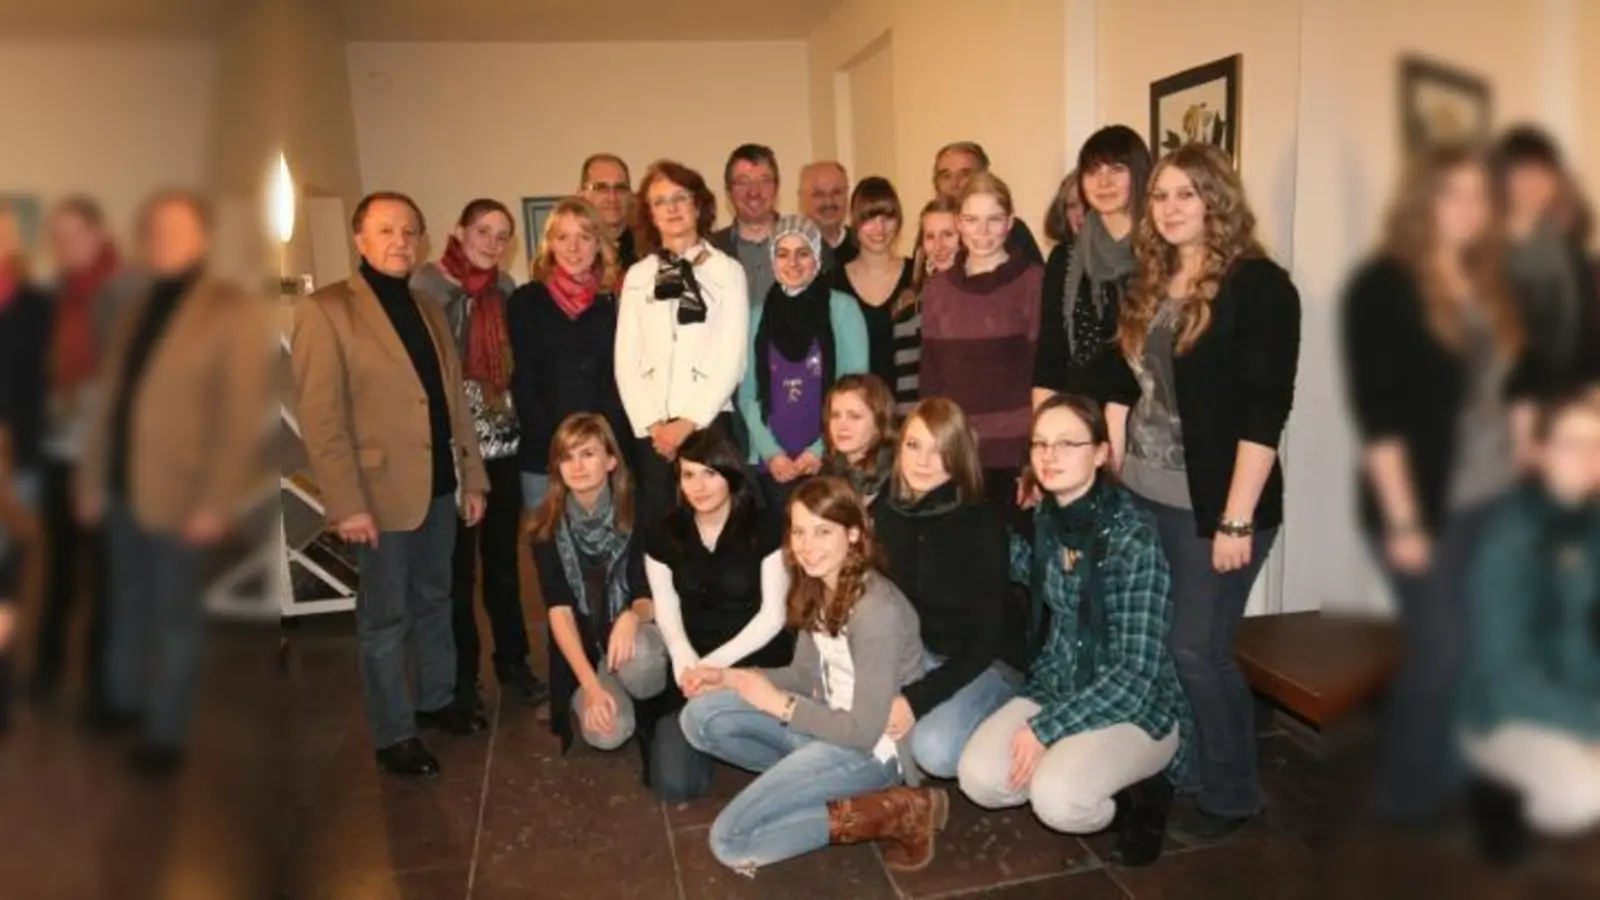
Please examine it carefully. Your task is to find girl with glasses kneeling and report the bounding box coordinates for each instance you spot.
[678,477,947,876]
[957,394,1194,868]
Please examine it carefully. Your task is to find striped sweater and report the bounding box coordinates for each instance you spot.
[917,251,1043,468]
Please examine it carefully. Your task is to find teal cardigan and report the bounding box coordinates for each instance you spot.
[738,289,870,464]
[1459,483,1600,741]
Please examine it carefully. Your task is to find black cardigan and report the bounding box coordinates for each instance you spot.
[1339,256,1544,536]
[0,284,56,472]
[506,282,631,475]
[875,484,1027,717]
[1104,257,1302,538]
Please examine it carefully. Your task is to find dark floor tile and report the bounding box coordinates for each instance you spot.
[291,727,493,806]
[886,788,1088,898]
[1108,836,1314,900]
[664,763,757,829]
[285,776,483,892]
[965,868,1129,899]
[671,823,898,899]
[290,865,470,900]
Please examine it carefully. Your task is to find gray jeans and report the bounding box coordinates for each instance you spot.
[352,495,458,749]
[575,623,668,750]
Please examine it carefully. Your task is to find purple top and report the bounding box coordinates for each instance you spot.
[763,339,825,466]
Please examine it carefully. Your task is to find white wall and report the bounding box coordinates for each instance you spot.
[346,40,813,278]
[0,40,216,261]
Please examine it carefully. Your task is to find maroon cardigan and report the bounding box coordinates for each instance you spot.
[918,251,1043,469]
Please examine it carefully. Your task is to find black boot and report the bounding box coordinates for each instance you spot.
[375,738,440,778]
[1469,776,1529,867]
[1109,774,1175,867]
[417,702,486,736]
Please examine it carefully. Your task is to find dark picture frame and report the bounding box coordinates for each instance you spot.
[1399,55,1492,153]
[1149,54,1241,165]
[520,195,564,263]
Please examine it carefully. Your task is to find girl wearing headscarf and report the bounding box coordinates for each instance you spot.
[737,214,869,509]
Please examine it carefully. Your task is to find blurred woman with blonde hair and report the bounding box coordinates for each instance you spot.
[1104,142,1301,842]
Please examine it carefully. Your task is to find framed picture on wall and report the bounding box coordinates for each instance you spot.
[1149,54,1241,165]
[1399,56,1491,153]
[521,195,563,263]
[0,194,42,257]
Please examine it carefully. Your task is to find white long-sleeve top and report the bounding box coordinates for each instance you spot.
[645,549,789,683]
[614,243,749,437]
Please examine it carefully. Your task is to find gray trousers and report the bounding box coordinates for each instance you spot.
[352,495,458,749]
[575,623,668,750]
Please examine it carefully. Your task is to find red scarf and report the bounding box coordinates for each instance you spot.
[546,263,601,320]
[52,244,119,391]
[439,236,512,398]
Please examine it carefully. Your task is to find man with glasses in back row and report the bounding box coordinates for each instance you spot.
[579,153,638,269]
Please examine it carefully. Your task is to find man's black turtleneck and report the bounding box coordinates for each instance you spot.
[361,258,456,499]
[108,265,202,498]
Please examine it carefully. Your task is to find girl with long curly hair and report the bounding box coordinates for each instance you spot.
[1340,143,1542,826]
[677,477,943,875]
[1103,142,1301,842]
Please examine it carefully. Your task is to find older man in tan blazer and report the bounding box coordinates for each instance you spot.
[75,190,273,776]
[290,191,487,778]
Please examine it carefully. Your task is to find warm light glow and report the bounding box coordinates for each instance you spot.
[269,151,295,245]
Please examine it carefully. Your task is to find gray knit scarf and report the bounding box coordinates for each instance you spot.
[555,484,631,623]
[1062,211,1139,356]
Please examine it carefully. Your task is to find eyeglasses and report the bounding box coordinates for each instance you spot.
[584,181,630,195]
[1029,438,1095,457]
[650,192,693,210]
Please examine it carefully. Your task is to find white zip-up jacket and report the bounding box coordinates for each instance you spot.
[615,243,749,438]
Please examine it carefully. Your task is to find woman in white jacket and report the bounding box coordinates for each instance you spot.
[617,159,750,525]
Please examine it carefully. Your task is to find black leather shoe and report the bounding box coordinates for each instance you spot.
[416,703,485,736]
[1469,776,1530,867]
[126,743,186,779]
[497,667,550,708]
[1109,774,1175,867]
[374,738,440,778]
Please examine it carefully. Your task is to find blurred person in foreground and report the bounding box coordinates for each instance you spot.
[30,196,142,718]
[0,427,41,735]
[1491,125,1600,394]
[290,192,488,779]
[1458,386,1600,864]
[1340,144,1544,826]
[75,190,273,776]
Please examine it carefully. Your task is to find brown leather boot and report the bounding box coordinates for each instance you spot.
[827,786,950,872]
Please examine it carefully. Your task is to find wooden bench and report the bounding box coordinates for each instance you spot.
[1234,611,1400,728]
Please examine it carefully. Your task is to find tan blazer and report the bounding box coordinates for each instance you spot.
[78,276,275,533]
[289,271,487,533]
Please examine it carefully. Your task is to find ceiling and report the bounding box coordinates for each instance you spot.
[0,0,842,42]
[332,0,844,42]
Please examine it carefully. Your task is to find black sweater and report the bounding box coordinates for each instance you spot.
[1104,257,1301,537]
[1339,256,1545,535]
[364,261,456,497]
[875,483,1026,717]
[0,283,54,472]
[506,282,631,475]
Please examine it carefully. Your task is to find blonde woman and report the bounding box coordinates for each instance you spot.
[1103,142,1301,842]
[509,196,629,512]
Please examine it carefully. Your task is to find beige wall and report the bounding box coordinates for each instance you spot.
[809,0,1068,253]
[0,40,216,262]
[345,40,812,279]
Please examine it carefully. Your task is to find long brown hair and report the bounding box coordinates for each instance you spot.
[823,374,896,471]
[528,197,622,291]
[895,398,984,503]
[1119,143,1268,360]
[1380,143,1522,356]
[784,477,887,636]
[527,413,635,542]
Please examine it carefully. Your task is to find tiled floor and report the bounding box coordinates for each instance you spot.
[280,619,1327,900]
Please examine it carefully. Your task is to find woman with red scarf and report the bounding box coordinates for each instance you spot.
[507,197,632,512]
[413,199,545,718]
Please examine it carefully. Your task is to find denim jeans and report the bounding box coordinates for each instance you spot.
[352,494,458,749]
[680,690,902,872]
[1138,494,1276,818]
[520,472,550,512]
[908,656,1021,779]
[649,712,716,804]
[103,498,204,748]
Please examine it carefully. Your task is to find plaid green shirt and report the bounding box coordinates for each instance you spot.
[1010,485,1194,783]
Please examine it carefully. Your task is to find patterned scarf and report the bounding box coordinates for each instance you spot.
[554,483,633,624]
[547,262,600,320]
[439,236,512,404]
[1061,211,1137,366]
[824,442,895,504]
[654,245,709,325]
